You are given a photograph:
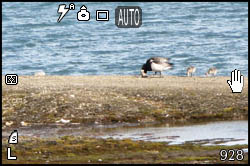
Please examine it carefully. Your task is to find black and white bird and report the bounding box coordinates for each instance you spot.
[141,57,174,77]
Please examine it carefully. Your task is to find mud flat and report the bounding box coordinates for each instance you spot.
[2,75,248,127]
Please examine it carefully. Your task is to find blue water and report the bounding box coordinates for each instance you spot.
[2,2,248,76]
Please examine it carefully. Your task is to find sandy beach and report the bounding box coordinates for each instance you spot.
[2,75,248,127]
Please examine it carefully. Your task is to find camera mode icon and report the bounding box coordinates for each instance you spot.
[5,74,18,85]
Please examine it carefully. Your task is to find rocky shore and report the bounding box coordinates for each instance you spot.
[2,75,248,164]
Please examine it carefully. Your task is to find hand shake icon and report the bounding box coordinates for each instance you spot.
[227,69,244,93]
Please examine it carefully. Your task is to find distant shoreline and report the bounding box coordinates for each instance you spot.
[2,76,248,128]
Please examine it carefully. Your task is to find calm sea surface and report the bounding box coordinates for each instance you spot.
[2,2,248,76]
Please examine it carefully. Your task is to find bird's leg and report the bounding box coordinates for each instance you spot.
[154,72,157,77]
[160,72,162,78]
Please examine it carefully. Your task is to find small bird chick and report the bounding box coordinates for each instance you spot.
[187,66,196,77]
[206,67,217,76]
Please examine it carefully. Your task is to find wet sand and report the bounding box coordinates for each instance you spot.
[2,75,248,128]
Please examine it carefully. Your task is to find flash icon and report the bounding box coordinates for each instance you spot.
[57,3,75,23]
